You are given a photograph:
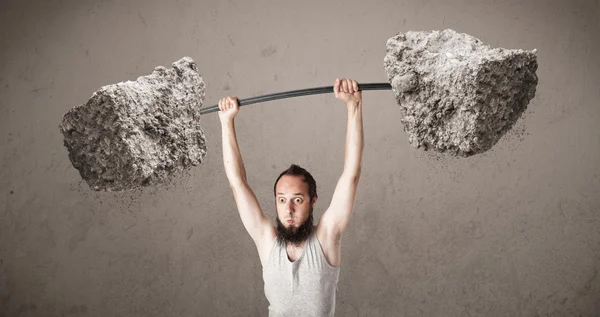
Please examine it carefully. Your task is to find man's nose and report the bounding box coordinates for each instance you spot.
[286,202,294,213]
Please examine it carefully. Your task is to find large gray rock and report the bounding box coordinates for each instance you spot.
[59,57,207,191]
[384,29,538,157]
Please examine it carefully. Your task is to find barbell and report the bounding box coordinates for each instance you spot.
[59,29,537,191]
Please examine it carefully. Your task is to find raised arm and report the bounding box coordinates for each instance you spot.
[321,78,364,239]
[219,96,272,244]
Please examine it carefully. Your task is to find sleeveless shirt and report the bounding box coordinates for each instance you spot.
[262,229,341,317]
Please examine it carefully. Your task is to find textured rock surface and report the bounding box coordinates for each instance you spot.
[384,29,538,157]
[59,57,207,191]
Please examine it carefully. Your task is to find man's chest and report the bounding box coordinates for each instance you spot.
[258,226,341,269]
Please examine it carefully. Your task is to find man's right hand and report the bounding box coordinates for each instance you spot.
[218,96,240,124]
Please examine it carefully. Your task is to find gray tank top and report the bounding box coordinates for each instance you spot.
[262,229,341,317]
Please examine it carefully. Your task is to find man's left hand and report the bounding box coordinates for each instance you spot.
[334,78,362,107]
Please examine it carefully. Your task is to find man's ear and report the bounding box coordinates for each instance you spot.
[311,196,318,207]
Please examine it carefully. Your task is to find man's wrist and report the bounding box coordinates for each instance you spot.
[221,118,235,127]
[346,101,362,113]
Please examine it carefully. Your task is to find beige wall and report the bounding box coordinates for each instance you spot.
[1,0,599,316]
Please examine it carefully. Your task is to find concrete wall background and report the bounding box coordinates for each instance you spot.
[1,0,598,316]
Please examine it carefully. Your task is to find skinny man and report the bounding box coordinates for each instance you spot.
[218,78,364,316]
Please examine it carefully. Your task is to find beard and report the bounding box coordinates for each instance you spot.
[275,207,314,247]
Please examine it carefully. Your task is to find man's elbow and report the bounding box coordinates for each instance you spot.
[342,170,361,185]
[352,173,361,185]
[228,177,248,190]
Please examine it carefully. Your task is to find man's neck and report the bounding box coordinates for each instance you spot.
[287,240,306,249]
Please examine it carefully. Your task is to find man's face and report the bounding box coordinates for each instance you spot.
[274,175,316,247]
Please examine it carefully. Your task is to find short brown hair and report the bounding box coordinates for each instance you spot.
[273,164,317,202]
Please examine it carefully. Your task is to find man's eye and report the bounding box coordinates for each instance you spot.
[294,198,302,203]
[279,198,285,203]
